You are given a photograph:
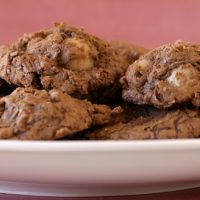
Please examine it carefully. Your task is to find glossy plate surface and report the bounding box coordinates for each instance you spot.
[0,140,200,197]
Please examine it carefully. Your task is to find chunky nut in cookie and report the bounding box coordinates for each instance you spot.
[121,41,200,108]
[0,23,142,103]
[0,88,111,140]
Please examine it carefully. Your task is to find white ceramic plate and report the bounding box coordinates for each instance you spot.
[0,139,200,197]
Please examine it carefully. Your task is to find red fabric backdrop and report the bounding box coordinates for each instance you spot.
[0,0,199,48]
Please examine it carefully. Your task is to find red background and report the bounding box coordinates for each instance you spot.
[0,0,199,49]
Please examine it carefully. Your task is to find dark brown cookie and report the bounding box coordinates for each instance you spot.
[72,104,165,140]
[0,88,111,140]
[88,108,200,140]
[121,41,200,108]
[0,23,139,103]
[110,40,149,66]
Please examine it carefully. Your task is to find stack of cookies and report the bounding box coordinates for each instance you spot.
[0,22,199,140]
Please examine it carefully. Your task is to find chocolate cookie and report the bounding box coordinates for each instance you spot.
[88,108,200,140]
[0,23,137,103]
[0,88,111,140]
[121,41,200,108]
[110,40,148,66]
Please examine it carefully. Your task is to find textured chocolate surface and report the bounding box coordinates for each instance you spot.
[88,108,200,140]
[121,41,200,108]
[0,88,111,139]
[0,23,141,103]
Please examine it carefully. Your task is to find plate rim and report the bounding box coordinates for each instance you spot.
[0,139,200,152]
